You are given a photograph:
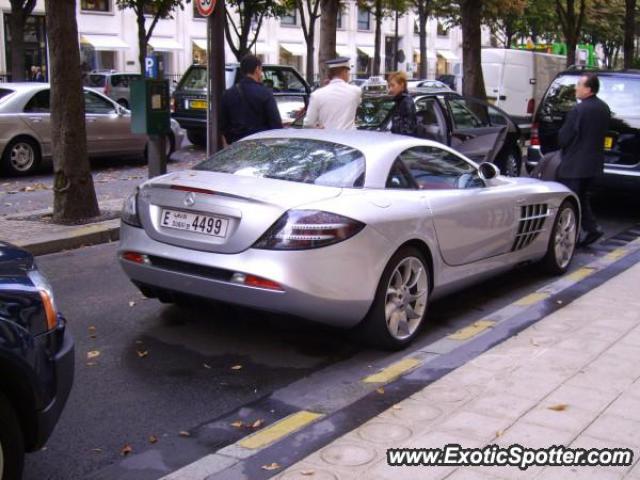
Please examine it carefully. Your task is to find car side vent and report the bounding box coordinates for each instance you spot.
[512,204,549,251]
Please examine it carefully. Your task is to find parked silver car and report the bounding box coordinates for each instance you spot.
[84,71,141,109]
[118,129,579,349]
[0,83,183,176]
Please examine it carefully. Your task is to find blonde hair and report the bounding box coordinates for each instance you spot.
[387,71,408,88]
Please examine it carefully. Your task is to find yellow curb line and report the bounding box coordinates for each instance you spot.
[564,267,596,282]
[604,248,627,262]
[514,291,550,306]
[448,320,496,341]
[237,411,323,450]
[362,358,422,384]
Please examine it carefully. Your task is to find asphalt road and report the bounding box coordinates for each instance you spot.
[21,192,640,480]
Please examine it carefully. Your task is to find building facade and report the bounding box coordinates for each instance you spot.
[0,1,490,84]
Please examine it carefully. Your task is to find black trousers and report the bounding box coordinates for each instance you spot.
[558,177,599,233]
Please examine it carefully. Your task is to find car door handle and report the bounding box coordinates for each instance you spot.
[28,117,43,123]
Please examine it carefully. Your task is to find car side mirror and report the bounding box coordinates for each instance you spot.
[478,162,500,181]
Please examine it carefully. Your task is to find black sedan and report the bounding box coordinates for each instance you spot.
[356,91,523,177]
[0,243,74,479]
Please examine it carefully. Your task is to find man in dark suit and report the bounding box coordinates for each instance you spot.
[557,73,611,247]
[220,55,282,145]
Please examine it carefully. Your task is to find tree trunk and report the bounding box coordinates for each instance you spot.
[9,9,27,81]
[460,0,486,99]
[624,0,636,68]
[306,40,315,83]
[418,3,428,79]
[318,0,338,82]
[137,11,147,76]
[565,33,577,67]
[45,0,99,223]
[373,0,382,75]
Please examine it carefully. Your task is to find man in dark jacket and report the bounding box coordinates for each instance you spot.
[557,73,610,246]
[220,55,282,144]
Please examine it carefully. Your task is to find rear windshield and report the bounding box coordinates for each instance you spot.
[0,88,15,103]
[195,138,366,188]
[86,74,107,87]
[542,74,640,125]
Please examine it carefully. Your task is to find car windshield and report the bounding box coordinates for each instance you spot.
[86,74,107,87]
[542,74,640,126]
[195,138,366,188]
[179,67,236,90]
[0,88,15,103]
[356,96,395,128]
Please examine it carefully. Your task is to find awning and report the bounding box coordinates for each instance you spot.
[280,42,306,56]
[80,34,129,51]
[336,45,351,57]
[192,39,207,50]
[148,37,182,52]
[437,49,458,61]
[357,46,375,57]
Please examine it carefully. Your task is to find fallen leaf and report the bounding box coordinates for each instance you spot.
[496,430,504,438]
[87,350,100,360]
[547,404,568,412]
[203,363,211,369]
[179,431,191,437]
[129,301,136,307]
[530,339,540,347]
[121,444,133,456]
[91,448,103,453]
[137,350,149,358]
[86,362,97,367]
[230,421,244,428]
[391,405,402,410]
[231,365,243,370]
[251,419,264,429]
[261,463,280,471]
[148,435,158,444]
[301,470,315,476]
[376,387,385,395]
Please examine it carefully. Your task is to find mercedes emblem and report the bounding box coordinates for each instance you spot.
[184,192,196,207]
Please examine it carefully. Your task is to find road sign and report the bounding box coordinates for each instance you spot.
[145,56,158,78]
[196,0,216,17]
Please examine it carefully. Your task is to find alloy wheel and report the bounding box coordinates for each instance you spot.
[10,142,35,172]
[384,256,428,340]
[503,152,520,177]
[554,207,577,269]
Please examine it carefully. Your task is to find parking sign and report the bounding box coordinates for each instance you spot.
[196,0,215,17]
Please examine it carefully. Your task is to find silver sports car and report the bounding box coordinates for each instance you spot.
[118,129,579,349]
[0,83,183,176]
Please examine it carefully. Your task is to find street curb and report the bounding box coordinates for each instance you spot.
[16,220,120,256]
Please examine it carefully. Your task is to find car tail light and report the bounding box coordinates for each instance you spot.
[122,190,142,227]
[121,251,150,264]
[527,98,535,115]
[530,122,540,146]
[253,210,365,250]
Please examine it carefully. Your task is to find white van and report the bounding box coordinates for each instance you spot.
[481,48,566,126]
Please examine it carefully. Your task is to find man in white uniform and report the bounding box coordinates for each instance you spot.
[304,57,362,130]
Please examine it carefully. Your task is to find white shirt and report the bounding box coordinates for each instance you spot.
[303,79,362,130]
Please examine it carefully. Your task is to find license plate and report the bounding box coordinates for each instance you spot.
[161,209,229,238]
[604,136,613,149]
[190,100,207,110]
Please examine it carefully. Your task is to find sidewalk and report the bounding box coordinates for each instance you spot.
[276,262,640,480]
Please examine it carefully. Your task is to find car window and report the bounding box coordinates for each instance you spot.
[24,90,50,113]
[275,95,306,124]
[180,67,207,90]
[447,97,491,129]
[262,68,306,93]
[415,98,440,125]
[399,146,483,190]
[86,74,107,88]
[195,138,366,188]
[84,91,116,114]
[542,75,640,126]
[0,88,16,104]
[356,96,395,128]
[386,160,416,189]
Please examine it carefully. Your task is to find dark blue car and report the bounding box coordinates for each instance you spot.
[0,243,74,480]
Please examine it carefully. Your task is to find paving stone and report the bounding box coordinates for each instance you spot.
[464,392,537,422]
[435,411,514,443]
[569,435,636,475]
[485,370,566,404]
[277,464,342,480]
[519,403,595,435]
[381,398,447,426]
[605,392,640,422]
[495,421,575,449]
[542,384,620,413]
[581,414,640,449]
[411,382,482,405]
[354,421,414,445]
[536,466,624,479]
[468,350,531,373]
[445,467,508,480]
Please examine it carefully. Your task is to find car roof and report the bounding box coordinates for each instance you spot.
[557,68,640,77]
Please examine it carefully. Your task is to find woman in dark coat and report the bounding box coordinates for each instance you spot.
[387,71,416,136]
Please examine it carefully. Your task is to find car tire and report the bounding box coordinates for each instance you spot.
[357,246,430,350]
[2,137,42,176]
[0,393,24,480]
[496,145,521,177]
[542,200,578,275]
[186,130,206,148]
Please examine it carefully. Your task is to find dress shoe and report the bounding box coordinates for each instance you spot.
[580,229,603,247]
